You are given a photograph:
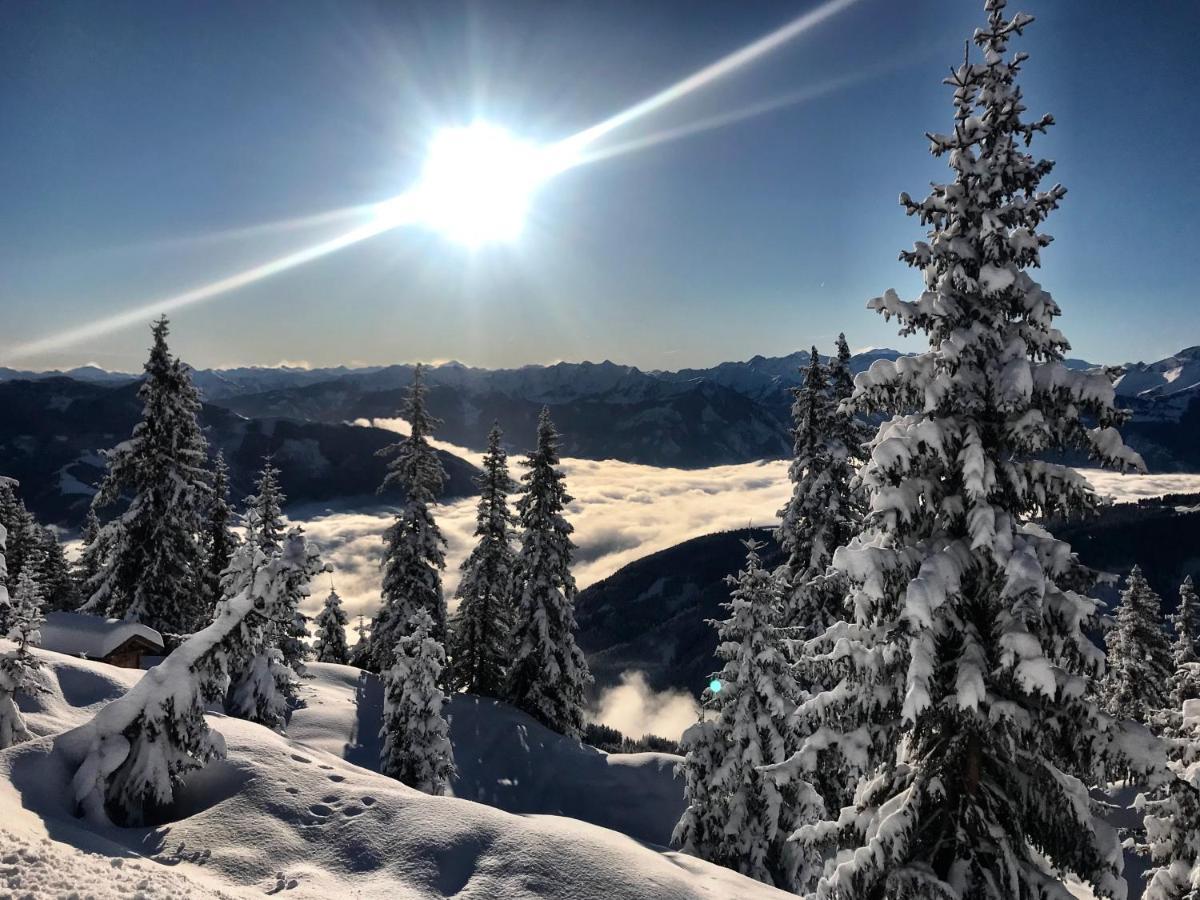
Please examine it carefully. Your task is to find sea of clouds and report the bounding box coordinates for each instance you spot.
[287,433,1200,739]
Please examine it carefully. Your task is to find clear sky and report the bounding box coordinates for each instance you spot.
[2,0,1197,373]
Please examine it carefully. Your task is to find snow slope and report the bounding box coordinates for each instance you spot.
[1114,347,1200,398]
[290,662,686,846]
[1,649,785,899]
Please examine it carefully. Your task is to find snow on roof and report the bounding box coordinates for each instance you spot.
[39,611,163,660]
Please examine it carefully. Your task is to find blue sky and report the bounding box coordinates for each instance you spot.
[2,0,1197,372]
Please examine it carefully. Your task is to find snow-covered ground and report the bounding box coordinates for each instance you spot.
[0,648,790,899]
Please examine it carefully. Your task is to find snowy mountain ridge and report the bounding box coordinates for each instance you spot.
[1113,346,1200,399]
[8,345,1199,403]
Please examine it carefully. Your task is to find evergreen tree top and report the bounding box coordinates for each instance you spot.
[516,409,575,543]
[246,456,286,552]
[377,364,446,504]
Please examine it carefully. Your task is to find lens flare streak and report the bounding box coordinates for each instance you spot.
[553,0,863,157]
[6,198,420,361]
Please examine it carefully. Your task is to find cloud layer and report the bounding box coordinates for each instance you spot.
[297,459,1200,631]
[587,670,700,742]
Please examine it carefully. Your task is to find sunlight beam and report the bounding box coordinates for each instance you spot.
[5,196,421,361]
[553,0,864,157]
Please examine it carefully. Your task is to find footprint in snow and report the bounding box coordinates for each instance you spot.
[290,754,311,764]
[327,774,346,783]
[266,873,299,894]
[360,796,376,806]
[309,804,334,817]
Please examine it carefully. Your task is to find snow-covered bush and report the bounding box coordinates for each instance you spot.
[370,364,448,672]
[69,533,318,826]
[782,3,1159,897]
[313,587,350,664]
[505,408,591,738]
[379,609,455,795]
[672,539,814,892]
[450,423,516,696]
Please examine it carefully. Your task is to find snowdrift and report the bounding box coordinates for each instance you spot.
[0,648,787,899]
[290,661,686,846]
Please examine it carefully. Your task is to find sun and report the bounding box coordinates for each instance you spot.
[411,123,564,247]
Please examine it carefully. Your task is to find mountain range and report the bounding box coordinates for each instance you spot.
[4,345,1200,526]
[0,377,478,526]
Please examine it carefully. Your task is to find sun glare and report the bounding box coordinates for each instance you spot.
[411,123,563,247]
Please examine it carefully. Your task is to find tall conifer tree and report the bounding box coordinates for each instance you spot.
[200,451,239,622]
[0,554,44,749]
[784,5,1155,897]
[83,317,211,634]
[1170,576,1200,706]
[244,459,311,681]
[1104,566,1174,723]
[37,526,78,612]
[673,539,811,891]
[0,479,35,588]
[505,409,591,737]
[370,364,447,671]
[73,507,102,593]
[450,423,516,696]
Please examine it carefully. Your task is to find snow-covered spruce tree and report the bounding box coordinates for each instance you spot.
[505,408,592,738]
[275,532,315,683]
[0,517,45,749]
[244,460,311,683]
[199,451,239,623]
[1171,576,1200,706]
[349,615,372,668]
[0,548,43,636]
[245,456,286,554]
[785,5,1156,898]
[0,481,9,604]
[37,526,79,612]
[775,343,866,636]
[313,586,350,664]
[73,507,106,603]
[0,478,36,585]
[450,423,516,696]
[1104,566,1174,724]
[70,532,318,825]
[672,718,724,862]
[672,539,814,891]
[1140,771,1200,900]
[83,317,211,634]
[379,609,456,795]
[369,364,447,672]
[224,531,323,729]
